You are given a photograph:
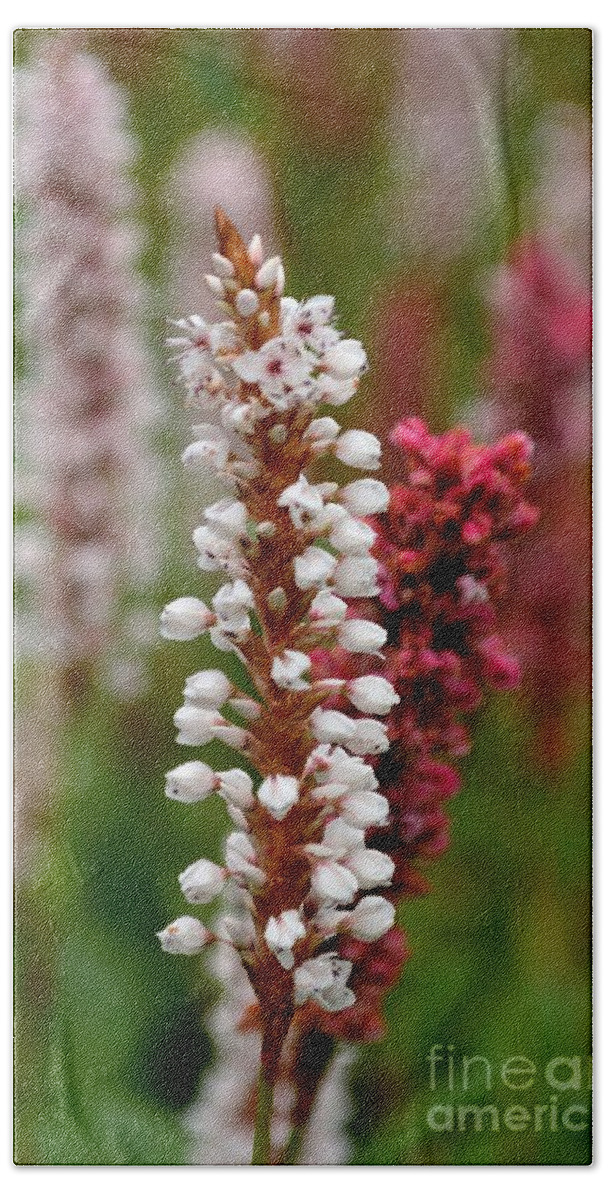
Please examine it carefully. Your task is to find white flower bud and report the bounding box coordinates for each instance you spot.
[309,708,357,745]
[308,591,348,627]
[157,915,211,955]
[179,858,226,904]
[258,774,299,820]
[344,718,389,756]
[209,626,241,653]
[203,499,248,538]
[294,546,335,590]
[165,761,217,803]
[333,554,380,598]
[174,705,221,745]
[257,520,277,539]
[226,801,249,830]
[235,288,260,317]
[317,482,340,500]
[254,255,283,290]
[229,697,261,721]
[213,578,254,612]
[340,790,390,829]
[340,478,389,516]
[182,426,230,471]
[205,273,225,297]
[192,525,236,573]
[347,676,400,716]
[223,401,258,436]
[317,376,358,407]
[271,649,311,691]
[328,515,376,556]
[275,261,285,296]
[320,816,363,854]
[317,746,379,793]
[305,417,341,449]
[294,953,355,1012]
[264,909,306,969]
[212,253,235,278]
[348,847,395,890]
[248,234,263,267]
[174,706,247,749]
[225,830,266,886]
[334,430,381,471]
[311,860,359,905]
[160,597,212,641]
[223,909,256,949]
[183,669,233,707]
[278,474,325,529]
[214,723,249,750]
[217,767,255,808]
[338,618,387,654]
[323,339,367,379]
[346,896,396,941]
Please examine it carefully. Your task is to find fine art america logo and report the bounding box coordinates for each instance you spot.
[425,1045,592,1134]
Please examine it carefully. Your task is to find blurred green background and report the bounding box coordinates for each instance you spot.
[14,28,591,1165]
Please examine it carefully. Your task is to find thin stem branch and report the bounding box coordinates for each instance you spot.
[251,1068,275,1165]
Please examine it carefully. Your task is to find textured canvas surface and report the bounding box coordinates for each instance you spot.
[14,27,592,1166]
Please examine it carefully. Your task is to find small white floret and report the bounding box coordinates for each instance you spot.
[217,768,255,808]
[347,676,400,716]
[258,774,300,820]
[160,597,212,641]
[236,288,260,317]
[183,668,233,707]
[346,895,395,941]
[179,858,226,904]
[294,546,335,591]
[165,761,217,803]
[340,478,390,516]
[334,430,381,471]
[264,909,306,969]
[271,649,312,691]
[254,255,283,290]
[157,915,211,955]
[333,555,380,598]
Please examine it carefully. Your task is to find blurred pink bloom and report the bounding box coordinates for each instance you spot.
[484,238,591,770]
[16,32,159,693]
[530,103,592,274]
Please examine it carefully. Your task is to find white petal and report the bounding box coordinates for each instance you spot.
[157,915,210,955]
[160,597,212,641]
[334,430,381,471]
[340,478,389,516]
[165,761,217,803]
[258,774,300,819]
[338,618,387,653]
[347,676,400,715]
[183,669,233,707]
[179,858,226,904]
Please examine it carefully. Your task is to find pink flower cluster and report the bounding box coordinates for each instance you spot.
[308,417,537,1043]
